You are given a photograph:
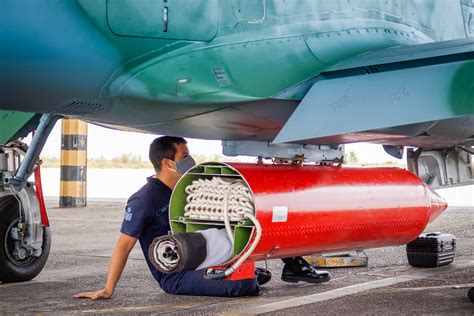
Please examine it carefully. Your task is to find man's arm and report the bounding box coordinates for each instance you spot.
[74,233,137,299]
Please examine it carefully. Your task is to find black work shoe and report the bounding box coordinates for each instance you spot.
[281,257,331,284]
[255,267,272,286]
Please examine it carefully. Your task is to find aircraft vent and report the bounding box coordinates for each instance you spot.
[58,99,109,115]
[364,65,380,74]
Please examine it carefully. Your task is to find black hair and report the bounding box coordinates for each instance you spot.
[149,136,187,172]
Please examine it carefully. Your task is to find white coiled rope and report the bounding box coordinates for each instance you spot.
[184,177,262,279]
[184,177,254,222]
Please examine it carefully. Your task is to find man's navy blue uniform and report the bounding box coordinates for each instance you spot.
[120,176,260,297]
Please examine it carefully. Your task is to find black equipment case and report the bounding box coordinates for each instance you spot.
[406,232,456,268]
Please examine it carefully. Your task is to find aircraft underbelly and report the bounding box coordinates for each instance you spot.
[85,98,473,150]
[1,0,472,149]
[88,98,299,141]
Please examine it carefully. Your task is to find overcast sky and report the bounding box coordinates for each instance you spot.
[38,120,401,163]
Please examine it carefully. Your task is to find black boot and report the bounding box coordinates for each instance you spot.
[255,267,272,286]
[281,257,330,283]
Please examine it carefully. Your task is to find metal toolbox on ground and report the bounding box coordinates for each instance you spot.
[406,232,456,268]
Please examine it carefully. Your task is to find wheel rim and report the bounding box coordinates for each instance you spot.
[4,218,36,267]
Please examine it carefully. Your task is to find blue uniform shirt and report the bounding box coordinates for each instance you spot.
[120,176,172,282]
[120,176,259,297]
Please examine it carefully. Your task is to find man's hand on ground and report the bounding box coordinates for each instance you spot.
[73,234,136,301]
[73,289,112,300]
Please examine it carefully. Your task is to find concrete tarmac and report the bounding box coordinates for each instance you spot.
[0,201,473,315]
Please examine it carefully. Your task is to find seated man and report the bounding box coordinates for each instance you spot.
[74,136,328,299]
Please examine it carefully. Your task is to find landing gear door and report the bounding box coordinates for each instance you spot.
[107,0,219,41]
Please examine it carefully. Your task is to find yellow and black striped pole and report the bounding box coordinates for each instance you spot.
[60,118,87,207]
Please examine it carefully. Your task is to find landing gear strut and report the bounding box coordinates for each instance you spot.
[0,114,59,283]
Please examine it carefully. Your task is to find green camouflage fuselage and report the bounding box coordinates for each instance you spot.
[1,0,473,145]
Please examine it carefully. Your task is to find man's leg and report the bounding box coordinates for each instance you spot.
[281,257,331,283]
[159,269,260,297]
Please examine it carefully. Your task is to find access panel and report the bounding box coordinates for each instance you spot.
[107,0,219,41]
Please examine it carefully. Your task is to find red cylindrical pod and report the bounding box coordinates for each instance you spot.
[170,163,447,264]
[228,163,447,261]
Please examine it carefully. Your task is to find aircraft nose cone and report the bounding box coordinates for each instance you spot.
[423,183,448,223]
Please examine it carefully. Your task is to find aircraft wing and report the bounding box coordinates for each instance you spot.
[273,38,474,146]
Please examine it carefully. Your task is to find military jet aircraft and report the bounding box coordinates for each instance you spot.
[0,0,473,293]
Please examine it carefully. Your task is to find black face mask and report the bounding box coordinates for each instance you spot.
[176,155,196,175]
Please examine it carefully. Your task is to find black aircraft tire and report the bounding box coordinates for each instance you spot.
[0,194,51,283]
[468,288,474,303]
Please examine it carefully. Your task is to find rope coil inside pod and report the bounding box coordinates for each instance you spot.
[184,177,262,279]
